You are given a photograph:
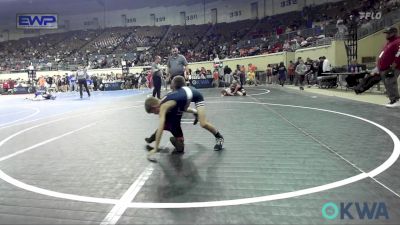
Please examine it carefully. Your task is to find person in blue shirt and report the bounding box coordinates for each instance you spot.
[278,62,287,86]
[69,74,77,92]
[144,76,224,162]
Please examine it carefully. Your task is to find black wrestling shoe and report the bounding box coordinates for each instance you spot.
[147,153,158,163]
[146,145,154,151]
[145,134,156,144]
[170,137,184,154]
[214,137,224,151]
[193,113,199,125]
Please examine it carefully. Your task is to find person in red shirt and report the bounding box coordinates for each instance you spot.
[8,79,15,89]
[287,61,295,85]
[212,69,219,87]
[146,70,153,89]
[378,27,400,108]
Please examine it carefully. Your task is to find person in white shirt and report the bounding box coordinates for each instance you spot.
[322,56,331,72]
[283,41,290,50]
[336,19,348,39]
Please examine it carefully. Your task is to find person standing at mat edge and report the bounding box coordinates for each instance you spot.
[152,55,162,99]
[167,46,189,84]
[378,27,400,108]
[76,64,91,99]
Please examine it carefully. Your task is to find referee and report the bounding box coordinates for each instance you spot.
[152,56,162,99]
[76,64,91,99]
[167,46,189,85]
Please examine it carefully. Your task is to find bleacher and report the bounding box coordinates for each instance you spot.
[0,0,399,72]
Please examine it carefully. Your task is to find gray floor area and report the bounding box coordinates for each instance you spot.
[0,86,399,225]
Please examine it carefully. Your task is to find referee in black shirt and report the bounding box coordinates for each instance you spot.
[152,56,162,99]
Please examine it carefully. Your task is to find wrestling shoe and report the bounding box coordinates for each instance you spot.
[170,137,184,154]
[145,134,156,144]
[147,152,158,162]
[214,137,224,151]
[193,113,199,125]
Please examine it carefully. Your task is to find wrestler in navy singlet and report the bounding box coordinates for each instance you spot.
[159,86,204,138]
[161,86,204,115]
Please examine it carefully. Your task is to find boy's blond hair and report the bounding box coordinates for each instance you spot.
[144,97,160,113]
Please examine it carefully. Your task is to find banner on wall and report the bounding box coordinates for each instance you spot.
[17,14,58,29]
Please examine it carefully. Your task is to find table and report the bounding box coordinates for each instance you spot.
[321,72,367,89]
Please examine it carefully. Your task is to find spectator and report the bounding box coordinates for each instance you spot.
[322,56,332,73]
[266,64,273,84]
[272,64,279,85]
[239,65,246,86]
[317,57,325,77]
[295,59,308,90]
[336,19,348,39]
[38,76,46,90]
[305,58,317,87]
[69,73,77,92]
[247,63,257,86]
[294,57,302,85]
[46,76,54,88]
[278,62,287,86]
[288,61,295,85]
[223,65,233,86]
[212,69,220,87]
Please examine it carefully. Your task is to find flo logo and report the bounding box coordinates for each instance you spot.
[359,12,382,20]
[322,202,389,220]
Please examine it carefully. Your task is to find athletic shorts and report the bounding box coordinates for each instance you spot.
[164,114,183,138]
[192,89,205,108]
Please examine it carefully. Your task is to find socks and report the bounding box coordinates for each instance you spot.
[214,132,223,139]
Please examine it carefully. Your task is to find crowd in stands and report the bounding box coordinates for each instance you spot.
[81,27,131,55]
[156,24,210,62]
[191,55,333,92]
[0,0,399,73]
[0,68,158,94]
